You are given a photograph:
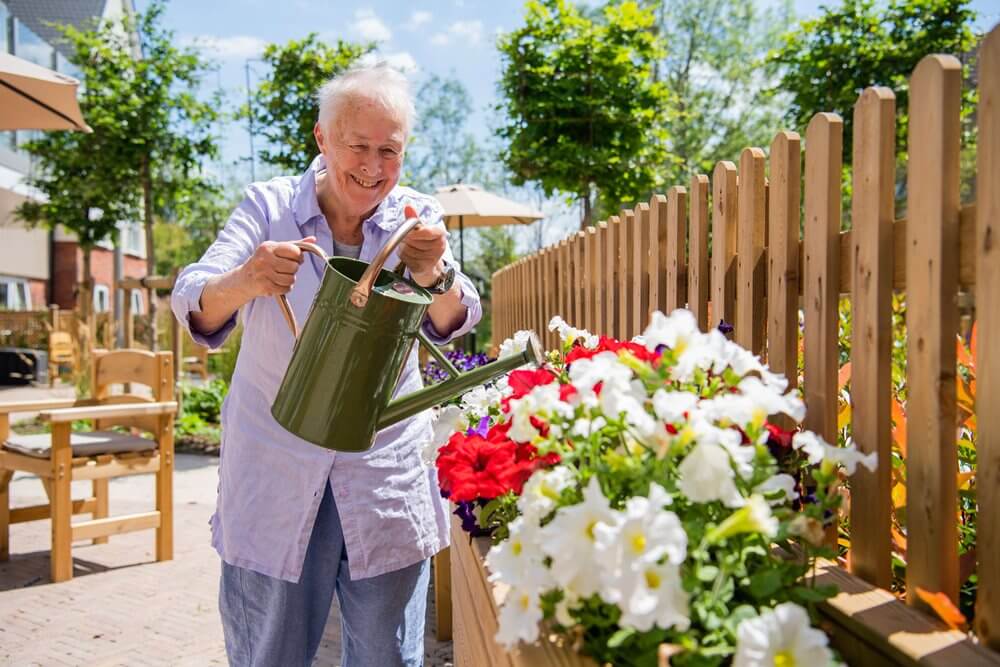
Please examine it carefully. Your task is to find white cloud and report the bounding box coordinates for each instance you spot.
[409,10,432,28]
[428,19,484,47]
[357,50,419,74]
[352,8,392,42]
[181,34,267,59]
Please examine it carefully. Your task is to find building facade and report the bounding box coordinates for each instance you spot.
[0,0,146,314]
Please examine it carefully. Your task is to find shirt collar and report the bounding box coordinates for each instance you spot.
[291,154,404,233]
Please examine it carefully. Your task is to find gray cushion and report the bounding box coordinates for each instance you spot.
[3,431,157,459]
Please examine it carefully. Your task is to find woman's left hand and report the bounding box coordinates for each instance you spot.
[399,224,448,285]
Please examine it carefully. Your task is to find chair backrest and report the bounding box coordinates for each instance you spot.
[91,349,174,433]
[49,331,74,362]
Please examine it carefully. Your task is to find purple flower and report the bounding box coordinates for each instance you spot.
[453,500,493,537]
[717,319,734,335]
[466,415,490,438]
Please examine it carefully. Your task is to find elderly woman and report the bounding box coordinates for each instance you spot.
[171,63,480,666]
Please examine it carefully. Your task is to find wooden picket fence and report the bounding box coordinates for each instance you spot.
[491,27,1000,665]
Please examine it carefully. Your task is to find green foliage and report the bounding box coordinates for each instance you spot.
[154,180,241,275]
[465,226,520,347]
[496,0,669,226]
[646,0,794,184]
[770,0,978,163]
[244,34,372,174]
[16,0,220,280]
[210,327,243,385]
[182,378,229,423]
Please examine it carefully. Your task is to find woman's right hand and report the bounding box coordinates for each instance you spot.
[239,236,317,298]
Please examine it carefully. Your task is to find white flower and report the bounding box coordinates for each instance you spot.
[486,517,551,590]
[568,351,634,397]
[548,315,599,347]
[793,432,878,475]
[677,441,746,507]
[707,495,779,543]
[540,476,620,597]
[554,590,580,627]
[461,384,501,416]
[738,376,806,424]
[652,390,699,424]
[499,330,533,359]
[617,560,691,633]
[495,586,543,647]
[507,383,573,443]
[642,309,701,354]
[733,602,833,667]
[421,405,464,466]
[517,465,576,522]
[754,473,799,506]
[595,483,685,568]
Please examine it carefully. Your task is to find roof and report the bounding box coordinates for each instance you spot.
[6,0,110,59]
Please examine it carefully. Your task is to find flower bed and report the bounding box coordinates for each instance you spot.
[429,311,879,666]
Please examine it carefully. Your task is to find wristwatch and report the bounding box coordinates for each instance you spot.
[418,261,457,295]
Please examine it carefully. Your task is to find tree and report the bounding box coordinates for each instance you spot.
[18,0,220,347]
[645,0,793,184]
[465,226,520,347]
[770,0,977,164]
[405,74,491,193]
[496,0,669,227]
[246,34,372,174]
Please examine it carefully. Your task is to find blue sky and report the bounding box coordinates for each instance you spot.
[139,0,1000,243]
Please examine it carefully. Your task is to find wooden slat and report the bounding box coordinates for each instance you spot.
[849,86,896,589]
[766,131,802,386]
[94,349,161,391]
[71,511,160,541]
[69,453,160,480]
[688,175,710,330]
[9,498,96,524]
[736,148,767,354]
[0,398,78,415]
[648,194,666,322]
[803,112,844,456]
[435,549,453,640]
[905,54,962,606]
[607,216,622,336]
[633,203,649,335]
[50,422,72,582]
[666,186,688,314]
[0,470,10,559]
[596,222,610,336]
[976,23,1000,651]
[583,229,595,333]
[711,162,738,330]
[574,232,585,328]
[40,401,177,423]
[545,247,555,348]
[0,449,54,478]
[619,210,636,339]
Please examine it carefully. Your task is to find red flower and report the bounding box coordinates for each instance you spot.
[508,368,557,399]
[559,383,579,402]
[565,336,660,365]
[437,432,532,502]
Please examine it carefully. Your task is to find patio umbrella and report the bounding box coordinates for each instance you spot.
[0,52,91,132]
[433,183,544,270]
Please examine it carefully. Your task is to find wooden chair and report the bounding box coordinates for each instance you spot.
[0,349,177,582]
[47,331,75,387]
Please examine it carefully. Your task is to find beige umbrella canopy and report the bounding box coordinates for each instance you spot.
[433,183,544,269]
[0,52,91,132]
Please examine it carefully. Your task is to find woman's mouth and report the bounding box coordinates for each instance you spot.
[351,174,381,189]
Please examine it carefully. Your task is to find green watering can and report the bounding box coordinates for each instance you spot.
[271,206,542,453]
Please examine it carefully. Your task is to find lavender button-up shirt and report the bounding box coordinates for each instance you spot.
[171,156,480,582]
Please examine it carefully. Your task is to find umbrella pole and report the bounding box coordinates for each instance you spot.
[459,215,465,273]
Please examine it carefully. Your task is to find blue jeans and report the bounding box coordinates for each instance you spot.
[219,483,429,667]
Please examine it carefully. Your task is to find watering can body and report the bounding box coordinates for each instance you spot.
[271,209,541,453]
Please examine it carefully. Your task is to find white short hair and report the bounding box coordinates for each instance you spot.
[317,62,415,137]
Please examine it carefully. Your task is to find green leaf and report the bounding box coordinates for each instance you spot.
[748,569,783,599]
[607,627,636,648]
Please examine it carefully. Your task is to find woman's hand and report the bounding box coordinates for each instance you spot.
[398,226,448,286]
[238,236,317,298]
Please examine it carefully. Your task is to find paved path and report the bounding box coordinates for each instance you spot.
[0,454,454,666]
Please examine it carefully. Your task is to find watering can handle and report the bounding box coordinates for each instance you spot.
[276,241,329,339]
[350,205,423,308]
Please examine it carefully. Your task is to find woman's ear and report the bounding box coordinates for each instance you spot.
[313,122,326,154]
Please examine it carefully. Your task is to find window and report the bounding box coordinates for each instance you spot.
[93,285,110,313]
[1,3,8,54]
[130,289,144,315]
[14,18,53,68]
[125,223,146,257]
[0,276,31,311]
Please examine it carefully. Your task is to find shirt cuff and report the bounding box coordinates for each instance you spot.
[420,274,481,345]
[172,273,238,350]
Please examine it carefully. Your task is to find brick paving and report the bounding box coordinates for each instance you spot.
[0,455,454,667]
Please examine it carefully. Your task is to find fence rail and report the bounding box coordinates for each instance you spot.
[492,26,1000,658]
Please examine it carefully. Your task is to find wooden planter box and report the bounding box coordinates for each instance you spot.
[449,512,1000,666]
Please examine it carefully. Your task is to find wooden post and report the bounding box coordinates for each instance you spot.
[905,54,962,607]
[975,23,1000,651]
[766,131,802,387]
[688,175,710,331]
[633,203,650,335]
[736,148,767,355]
[649,195,667,320]
[596,222,609,336]
[619,210,635,339]
[574,232,585,328]
[666,186,688,314]
[607,216,621,337]
[849,86,896,589]
[51,421,73,582]
[711,162,738,331]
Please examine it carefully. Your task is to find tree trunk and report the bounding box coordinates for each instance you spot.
[141,155,159,352]
[580,190,593,229]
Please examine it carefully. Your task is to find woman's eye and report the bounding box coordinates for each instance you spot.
[381,148,400,159]
[350,144,366,153]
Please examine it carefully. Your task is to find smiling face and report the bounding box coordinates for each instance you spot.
[314,96,406,222]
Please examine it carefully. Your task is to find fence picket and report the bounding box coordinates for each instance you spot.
[737,148,767,355]
[620,210,636,339]
[803,113,843,455]
[767,131,802,388]
[633,203,650,334]
[666,186,688,314]
[592,224,606,335]
[850,86,896,589]
[688,175,710,330]
[976,23,1000,651]
[648,195,666,322]
[574,232,585,328]
[712,162,738,331]
[596,222,609,336]
[606,216,621,336]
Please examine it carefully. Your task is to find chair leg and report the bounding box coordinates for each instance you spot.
[0,470,12,561]
[155,456,174,562]
[51,424,73,583]
[92,479,109,545]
